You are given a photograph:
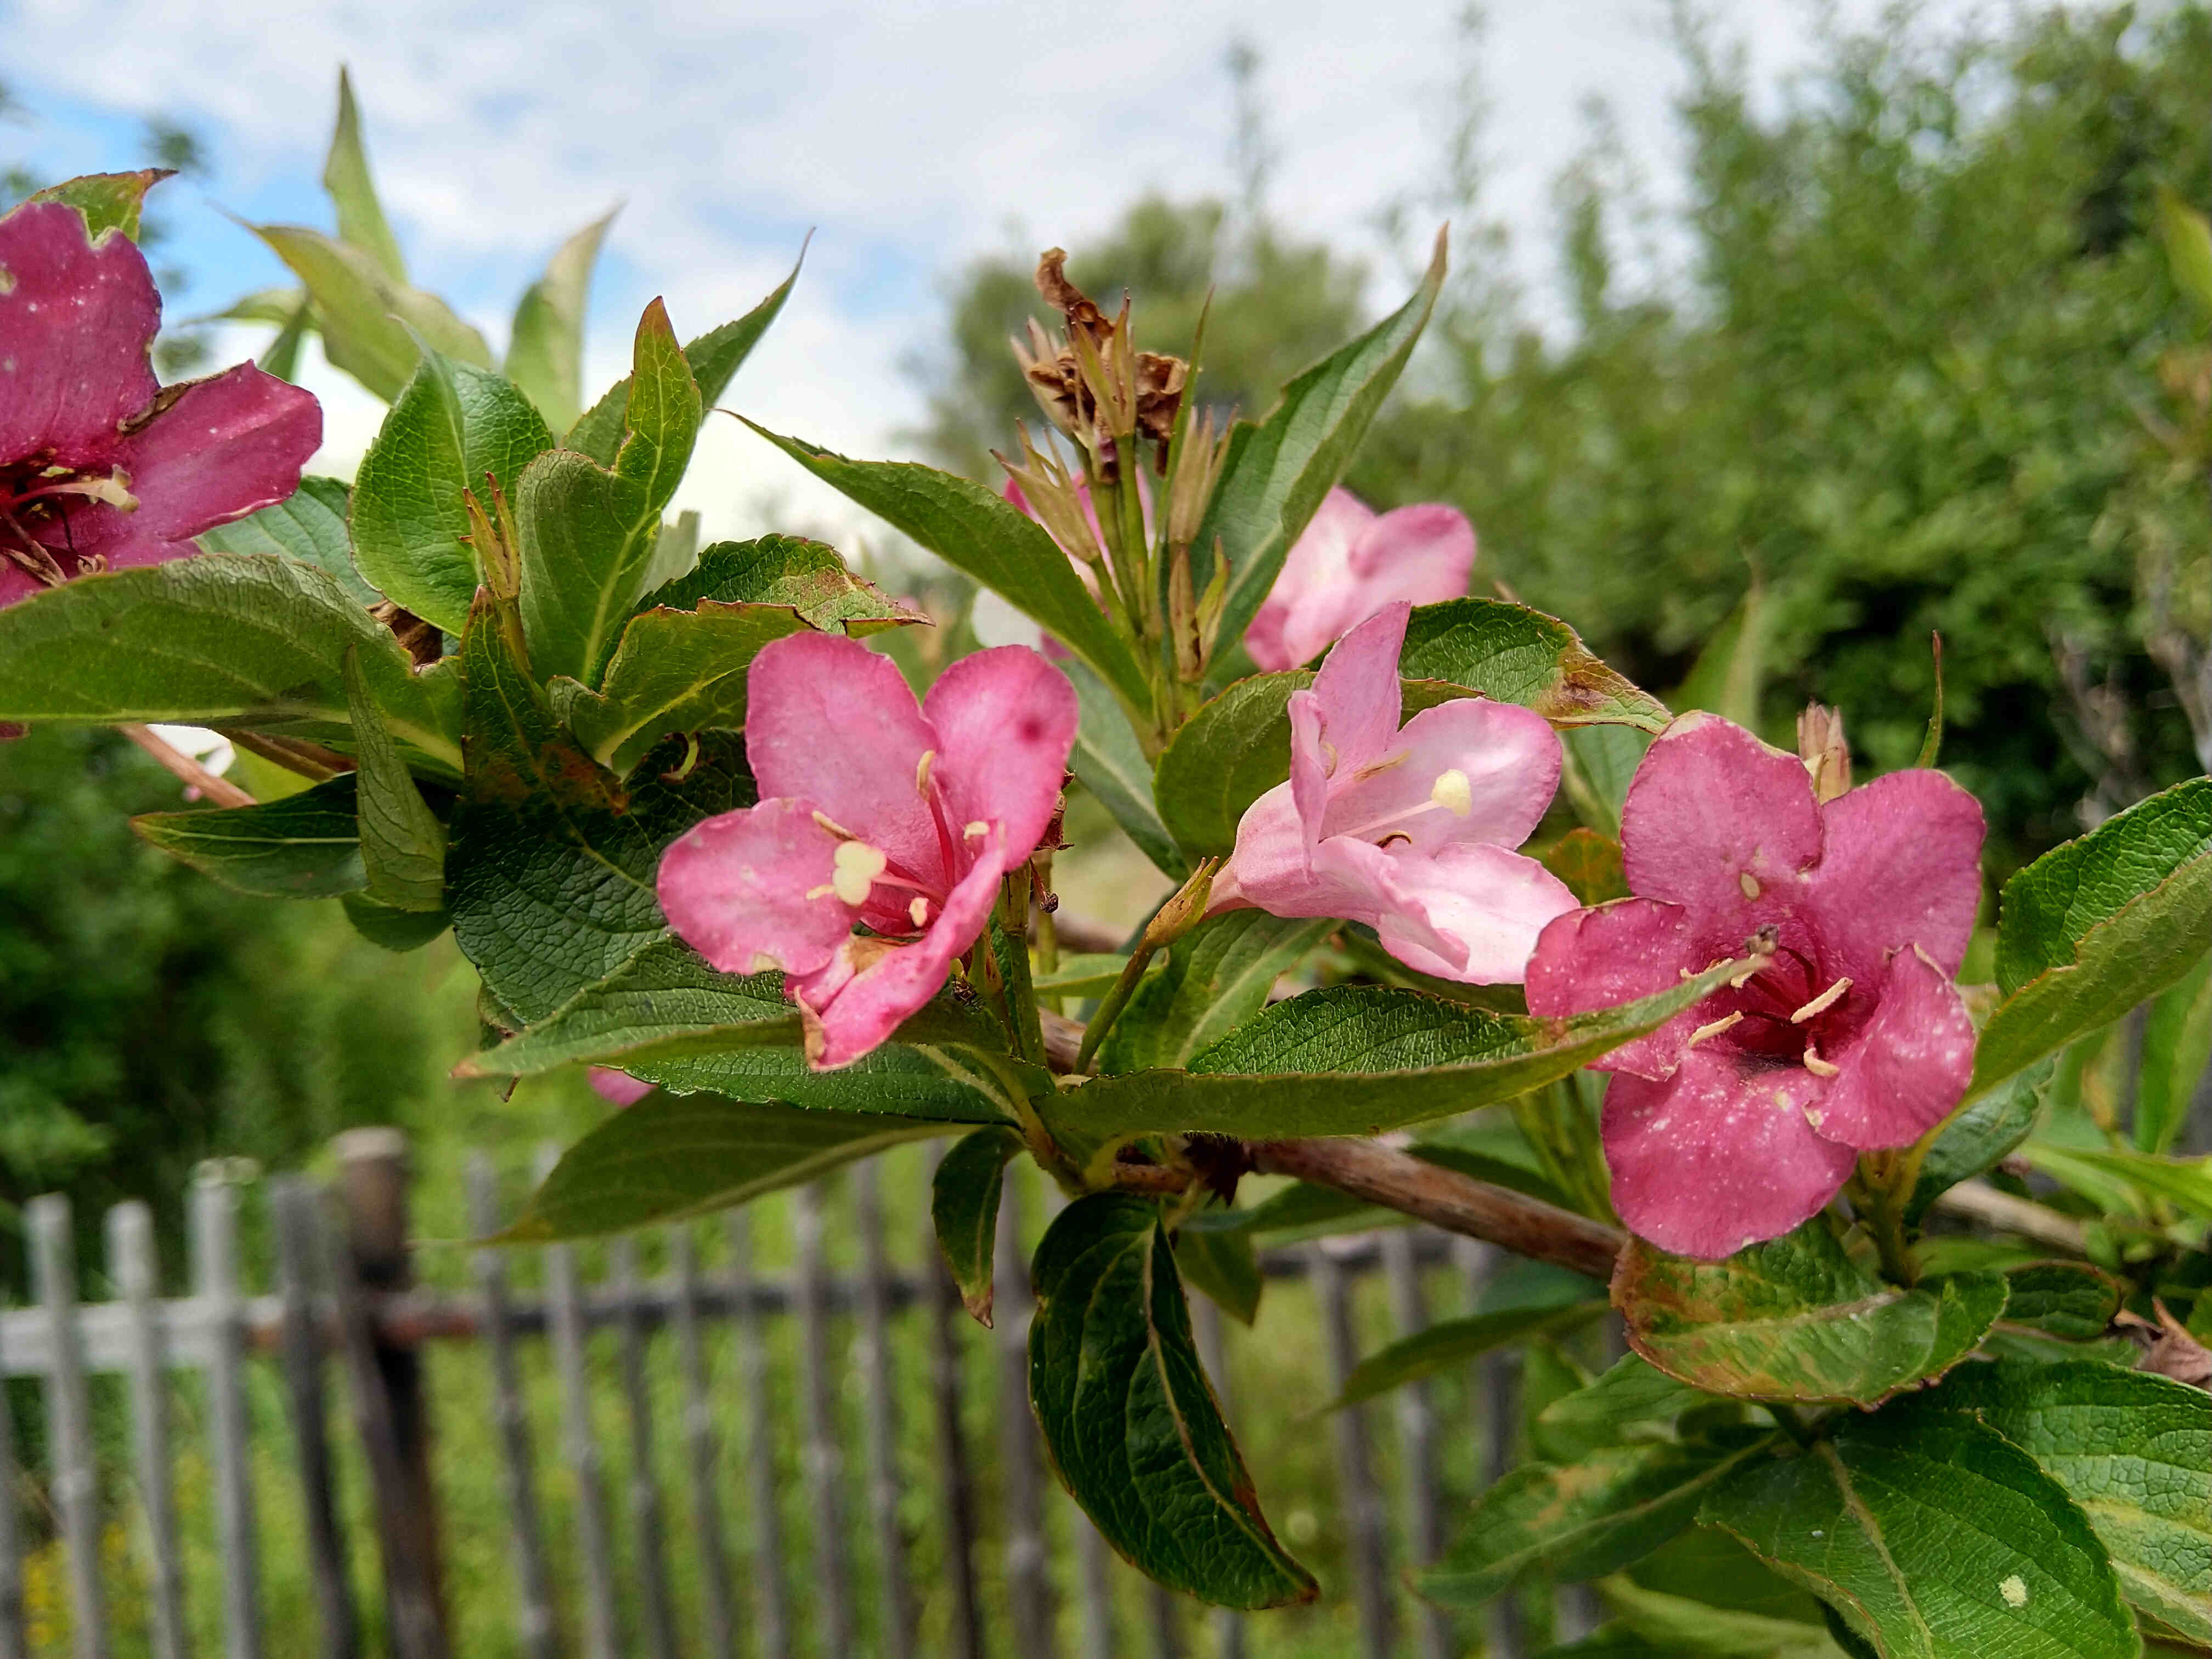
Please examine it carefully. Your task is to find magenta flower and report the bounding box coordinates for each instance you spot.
[1211,602,1576,984]
[589,1068,654,1107]
[1525,715,1985,1260]
[1244,488,1474,673]
[0,200,321,608]
[658,633,1079,1069]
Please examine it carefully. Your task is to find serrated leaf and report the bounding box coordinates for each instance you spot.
[1615,1224,2007,1407]
[26,170,167,241]
[0,554,461,777]
[1892,1359,2211,1642]
[351,351,554,633]
[1546,827,1632,905]
[1172,1224,1263,1327]
[2137,952,2212,1155]
[1592,1576,1844,1659]
[1064,654,1185,878]
[505,208,615,434]
[321,69,407,280]
[1901,1060,2053,1228]
[342,646,445,910]
[932,1126,1023,1324]
[1099,910,1331,1073]
[1331,1300,1605,1408]
[1996,1262,2124,1341]
[1197,232,1447,652]
[1562,724,1655,836]
[505,1093,949,1241]
[1533,1355,1721,1464]
[198,476,381,607]
[1029,1193,1317,1609]
[518,301,702,686]
[132,774,363,898]
[1420,1437,1773,1608]
[1700,1413,2137,1659]
[250,223,490,402]
[743,422,1155,716]
[1398,599,1671,731]
[1152,669,1314,856]
[1047,963,1742,1144]
[1974,778,2212,1093]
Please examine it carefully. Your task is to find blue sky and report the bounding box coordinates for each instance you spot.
[5,0,1982,546]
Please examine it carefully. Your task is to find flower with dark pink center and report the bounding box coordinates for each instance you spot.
[1525,714,1985,1260]
[0,197,321,607]
[657,633,1078,1069]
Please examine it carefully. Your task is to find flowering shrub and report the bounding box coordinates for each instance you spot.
[0,113,2206,1654]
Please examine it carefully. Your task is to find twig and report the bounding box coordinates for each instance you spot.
[121,724,257,809]
[1039,1009,1084,1073]
[230,730,356,781]
[1253,1137,1626,1280]
[1928,1180,2088,1254]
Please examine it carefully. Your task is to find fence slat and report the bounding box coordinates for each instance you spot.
[0,1288,25,1659]
[109,1200,191,1659]
[1454,1237,1525,1659]
[609,1236,681,1659]
[1383,1227,1454,1659]
[665,1226,738,1659]
[994,1171,1059,1658]
[1075,1516,1115,1659]
[853,1160,915,1659]
[190,1180,263,1659]
[270,1178,360,1659]
[1187,1295,1245,1659]
[537,1146,622,1659]
[792,1182,856,1655]
[1310,1240,1392,1659]
[725,1209,793,1659]
[465,1158,559,1659]
[29,1197,106,1659]
[921,1147,985,1659]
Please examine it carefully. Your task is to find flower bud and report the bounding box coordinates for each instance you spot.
[1796,703,1852,803]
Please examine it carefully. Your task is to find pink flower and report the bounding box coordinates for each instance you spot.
[1211,602,1576,984]
[589,1068,654,1107]
[0,199,321,608]
[1525,714,1985,1260]
[658,633,1078,1069]
[1244,488,1474,673]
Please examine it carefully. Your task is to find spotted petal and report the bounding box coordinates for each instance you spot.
[657,798,855,979]
[1813,946,1977,1150]
[922,644,1078,871]
[0,201,160,463]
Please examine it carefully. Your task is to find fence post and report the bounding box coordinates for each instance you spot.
[792,1182,856,1655]
[921,1145,985,1659]
[537,1145,621,1659]
[28,1195,105,1659]
[994,1171,1060,1659]
[108,1199,190,1659]
[1383,1227,1454,1659]
[725,1209,793,1659]
[1454,1236,1525,1659]
[1310,1239,1393,1659]
[191,1176,263,1659]
[0,1289,24,1659]
[608,1235,680,1659]
[330,1128,449,1659]
[270,1177,360,1659]
[852,1159,915,1659]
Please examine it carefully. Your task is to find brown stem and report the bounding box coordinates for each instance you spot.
[229,730,356,781]
[1928,1180,2088,1254]
[1039,1009,1084,1073]
[121,724,257,809]
[1253,1137,1626,1280]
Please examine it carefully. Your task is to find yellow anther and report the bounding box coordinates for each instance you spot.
[915,749,936,794]
[963,820,990,839]
[909,895,929,928]
[1686,1011,1744,1048]
[1790,977,1852,1024]
[1430,769,1473,818]
[831,840,887,906]
[811,809,860,841]
[1802,1044,1839,1079]
[1739,871,1761,900]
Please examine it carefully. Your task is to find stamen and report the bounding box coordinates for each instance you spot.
[1802,1043,1839,1079]
[909,895,929,927]
[1790,977,1852,1024]
[915,749,936,795]
[1350,749,1409,781]
[963,820,989,839]
[810,809,860,841]
[1739,871,1761,899]
[1430,769,1472,817]
[831,840,888,906]
[1686,1011,1743,1048]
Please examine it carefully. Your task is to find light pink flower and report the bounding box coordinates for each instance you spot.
[1211,602,1575,984]
[1525,714,1985,1260]
[658,633,1078,1069]
[0,199,321,607]
[1244,488,1474,673]
[589,1068,654,1107]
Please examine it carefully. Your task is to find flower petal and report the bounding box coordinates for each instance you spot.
[1809,769,1984,982]
[1321,695,1560,854]
[1812,945,1977,1149]
[1620,713,1821,945]
[744,633,944,885]
[1245,487,1375,671]
[1306,600,1409,774]
[793,831,1007,1069]
[1216,778,1330,916]
[1602,1051,1855,1260]
[921,644,1077,867]
[1365,840,1578,984]
[1347,502,1474,603]
[0,201,160,464]
[589,1068,654,1107]
[1525,898,1706,1080]
[656,798,856,978]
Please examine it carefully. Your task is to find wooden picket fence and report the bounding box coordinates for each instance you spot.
[0,1129,1540,1659]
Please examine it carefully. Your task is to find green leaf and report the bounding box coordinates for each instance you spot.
[444,601,747,1022]
[1562,724,1654,837]
[638,537,923,635]
[1893,1359,2211,1642]
[1331,1300,1605,1408]
[931,1126,1023,1324]
[1546,827,1632,906]
[1975,778,2212,1092]
[1615,1224,2008,1407]
[1064,656,1185,878]
[517,301,702,686]
[1197,232,1448,652]
[340,890,450,952]
[2155,187,2212,317]
[1901,1060,2053,1228]
[1028,1193,1317,1609]
[250,224,491,402]
[504,209,616,434]
[1591,1577,1845,1659]
[351,351,554,633]
[1669,580,1770,728]
[1152,669,1313,857]
[1996,1262,2123,1341]
[320,69,407,280]
[0,554,462,777]
[1172,1224,1263,1327]
[132,774,363,898]
[1099,911,1332,1073]
[2137,952,2212,1154]
[505,1093,949,1241]
[26,170,166,241]
[1700,1412,2138,1659]
[197,476,381,608]
[568,249,803,464]
[1398,599,1671,732]
[1046,963,1743,1144]
[742,422,1154,715]
[1034,953,1136,997]
[342,647,445,910]
[2020,1143,2212,1221]
[1420,1437,1774,1608]
[1533,1355,1721,1464]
